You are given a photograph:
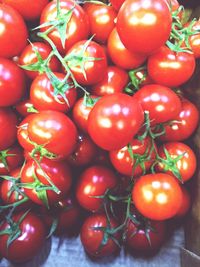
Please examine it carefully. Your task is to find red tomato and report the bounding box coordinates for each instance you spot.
[0,58,26,106]
[116,0,172,54]
[109,0,125,11]
[156,142,197,183]
[80,213,120,257]
[66,40,107,85]
[18,42,60,79]
[160,98,199,141]
[21,158,72,206]
[40,0,89,53]
[147,46,196,87]
[91,66,129,96]
[133,84,182,125]
[15,99,36,117]
[76,165,117,212]
[30,73,77,113]
[0,4,28,58]
[132,173,182,220]
[88,93,144,151]
[175,186,191,218]
[187,20,200,58]
[109,136,156,177]
[0,108,17,151]
[107,28,147,69]
[83,2,117,44]
[0,211,46,263]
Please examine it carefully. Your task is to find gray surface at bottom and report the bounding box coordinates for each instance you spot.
[0,227,184,267]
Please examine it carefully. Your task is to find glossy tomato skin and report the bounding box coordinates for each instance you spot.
[132,173,182,220]
[187,20,200,58]
[156,142,197,183]
[88,93,144,151]
[83,2,117,44]
[160,98,199,141]
[109,137,156,177]
[66,40,107,85]
[30,72,77,113]
[116,0,172,54]
[107,28,147,69]
[40,0,89,54]
[133,84,182,125]
[110,0,125,11]
[80,213,120,257]
[0,4,28,58]
[21,158,72,206]
[0,212,46,263]
[19,42,60,79]
[15,99,35,117]
[147,46,196,87]
[125,220,166,254]
[2,0,49,20]
[76,165,117,212]
[175,186,191,218]
[0,58,26,106]
[27,110,78,157]
[0,108,17,151]
[91,66,129,96]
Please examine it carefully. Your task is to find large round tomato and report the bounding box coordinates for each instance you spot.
[88,93,144,151]
[132,173,182,220]
[116,0,172,54]
[0,4,28,58]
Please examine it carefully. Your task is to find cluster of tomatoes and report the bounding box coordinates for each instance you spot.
[0,0,199,264]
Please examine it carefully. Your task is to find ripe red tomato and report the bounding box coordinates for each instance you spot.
[147,46,196,87]
[109,0,125,11]
[18,42,60,79]
[88,93,144,151]
[15,99,35,117]
[116,0,172,54]
[21,158,72,206]
[91,66,129,96]
[0,211,46,263]
[187,20,200,58]
[175,186,191,218]
[133,84,182,125]
[107,28,147,69]
[66,40,107,85]
[0,4,28,58]
[0,58,26,106]
[132,173,182,220]
[40,0,89,53]
[156,142,197,183]
[30,72,77,113]
[76,165,117,212]
[80,213,120,257]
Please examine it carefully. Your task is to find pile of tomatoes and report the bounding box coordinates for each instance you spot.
[0,0,199,264]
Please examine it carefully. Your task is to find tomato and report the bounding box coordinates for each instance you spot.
[2,0,49,21]
[18,42,60,79]
[133,84,182,125]
[80,213,120,257]
[0,144,24,175]
[125,219,166,254]
[83,2,117,44]
[147,46,196,87]
[156,142,197,183]
[175,186,191,218]
[76,165,117,212]
[0,108,17,151]
[30,72,77,113]
[15,99,35,117]
[0,211,46,263]
[107,28,147,69]
[91,66,129,96]
[88,93,144,151]
[160,98,199,141]
[67,133,98,166]
[27,110,78,158]
[40,0,89,53]
[66,40,107,85]
[0,4,28,58]
[0,58,26,106]
[116,0,172,54]
[109,0,125,11]
[186,20,200,58]
[109,136,156,177]
[21,158,72,206]
[132,173,182,220]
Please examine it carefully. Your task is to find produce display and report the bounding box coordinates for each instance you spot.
[0,0,199,264]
